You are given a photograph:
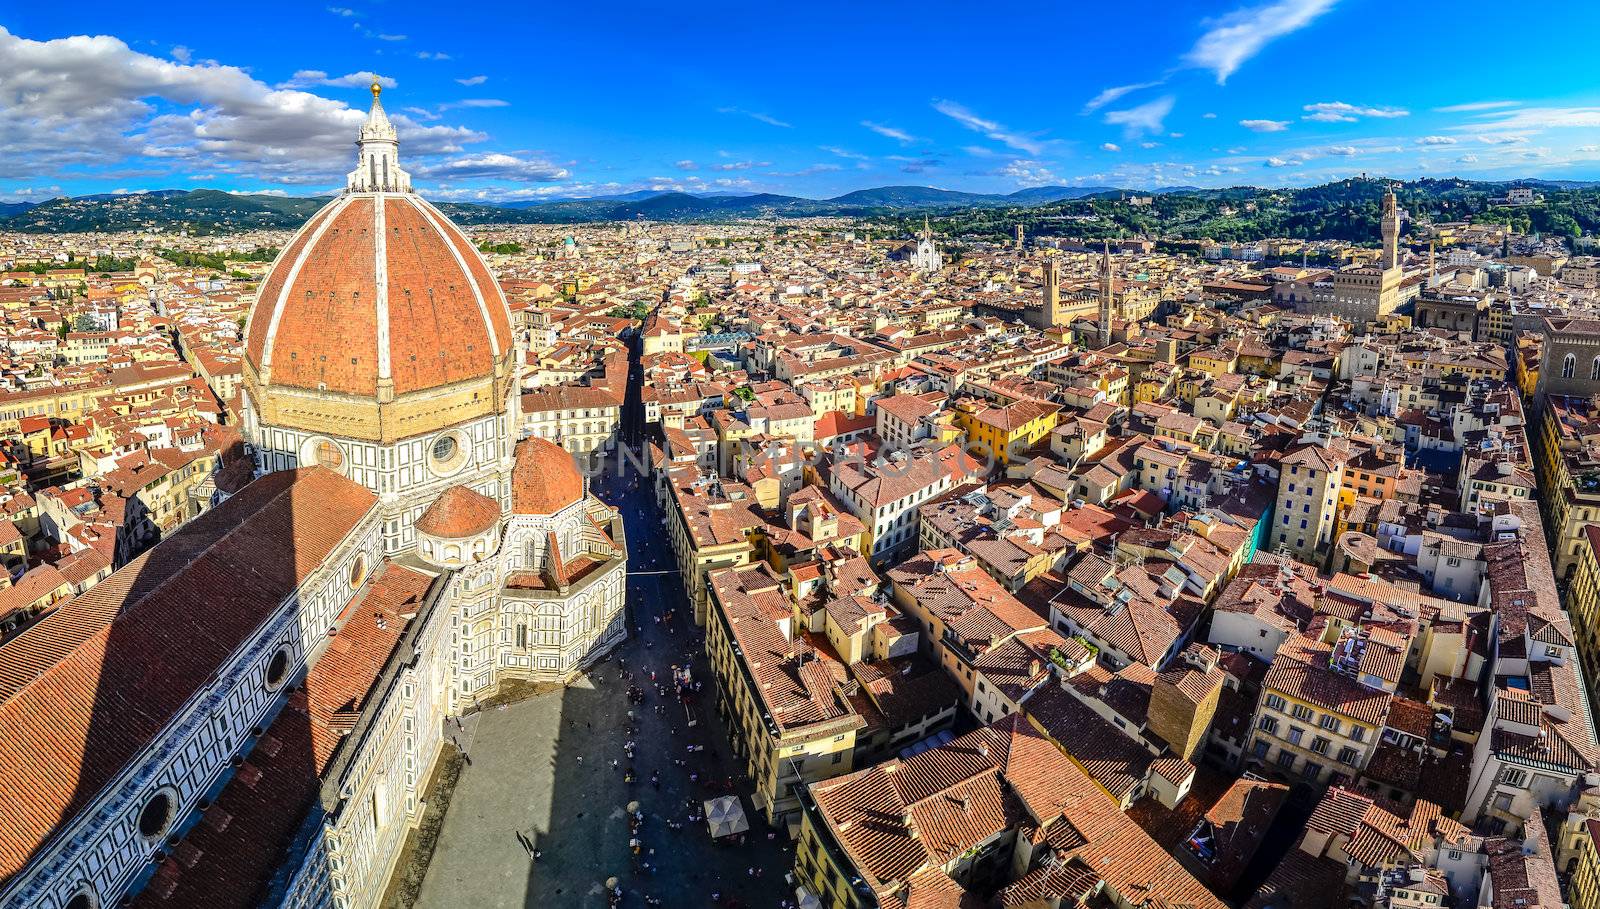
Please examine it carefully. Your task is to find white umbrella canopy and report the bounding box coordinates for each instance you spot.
[796,886,823,909]
[703,795,749,838]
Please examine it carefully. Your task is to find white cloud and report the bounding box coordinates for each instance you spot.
[993,159,1058,186]
[1415,135,1456,145]
[326,6,357,15]
[1184,0,1337,84]
[861,120,916,143]
[1325,145,1359,156]
[674,159,697,171]
[456,75,487,86]
[377,33,407,41]
[1456,154,1479,163]
[1103,96,1174,138]
[416,51,452,60]
[1240,118,1290,132]
[712,160,768,171]
[1302,101,1408,122]
[1202,112,1218,119]
[932,99,1045,155]
[1082,81,1164,114]
[170,45,191,64]
[1100,143,1121,152]
[0,185,62,202]
[0,26,484,185]
[717,107,791,128]
[413,152,569,182]
[1264,156,1299,167]
[1140,141,1160,149]
[278,70,396,90]
[1475,134,1530,144]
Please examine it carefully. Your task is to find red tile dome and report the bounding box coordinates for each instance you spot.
[511,437,585,515]
[417,484,501,538]
[244,192,512,398]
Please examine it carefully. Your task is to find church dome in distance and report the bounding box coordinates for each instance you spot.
[243,83,515,444]
[511,437,585,516]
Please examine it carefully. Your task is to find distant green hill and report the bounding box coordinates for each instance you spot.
[7,178,1600,238]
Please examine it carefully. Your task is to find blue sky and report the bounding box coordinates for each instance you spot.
[5,0,1600,202]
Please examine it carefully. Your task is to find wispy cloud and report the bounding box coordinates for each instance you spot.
[1240,118,1290,132]
[1415,135,1457,146]
[861,120,916,143]
[712,160,769,171]
[326,5,357,15]
[1100,143,1121,152]
[932,99,1045,155]
[456,75,487,86]
[674,160,697,171]
[1434,100,1519,113]
[1184,0,1337,84]
[277,70,396,90]
[718,107,791,128]
[1103,96,1174,138]
[765,163,841,177]
[1302,101,1408,122]
[820,146,869,161]
[1455,106,1600,133]
[416,51,452,60]
[438,98,509,110]
[1082,81,1164,114]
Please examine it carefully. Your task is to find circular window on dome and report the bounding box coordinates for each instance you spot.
[301,436,346,474]
[137,789,175,841]
[264,649,290,690]
[428,431,470,477]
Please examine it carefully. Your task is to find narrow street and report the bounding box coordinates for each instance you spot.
[414,336,797,908]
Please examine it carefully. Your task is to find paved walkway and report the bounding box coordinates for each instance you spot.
[415,465,796,908]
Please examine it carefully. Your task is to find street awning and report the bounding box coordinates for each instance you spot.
[796,885,823,909]
[703,795,749,839]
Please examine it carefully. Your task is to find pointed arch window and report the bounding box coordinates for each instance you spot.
[1564,353,1577,379]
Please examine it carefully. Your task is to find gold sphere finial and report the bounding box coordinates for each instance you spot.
[371,81,382,101]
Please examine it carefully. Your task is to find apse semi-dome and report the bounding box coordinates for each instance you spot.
[243,83,515,445]
[511,436,586,516]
